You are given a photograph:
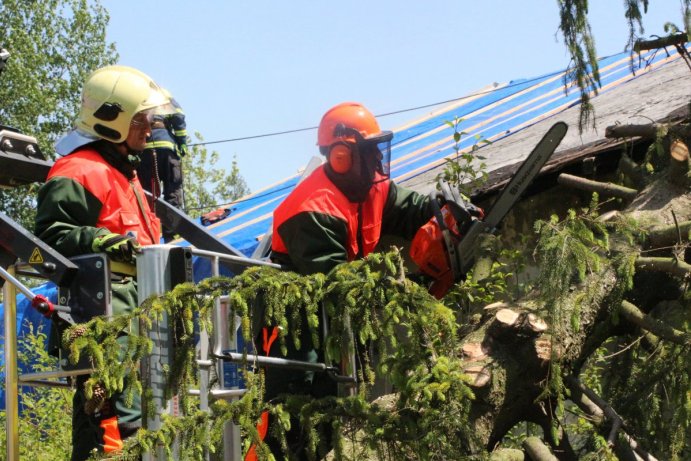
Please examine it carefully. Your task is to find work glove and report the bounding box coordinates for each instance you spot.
[92,232,141,264]
[176,142,189,157]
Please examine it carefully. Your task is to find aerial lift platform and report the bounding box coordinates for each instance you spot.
[0,123,355,460]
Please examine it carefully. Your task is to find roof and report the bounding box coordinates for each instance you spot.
[199,44,691,258]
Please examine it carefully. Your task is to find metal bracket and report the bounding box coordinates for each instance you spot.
[0,128,52,188]
[57,253,112,324]
[0,211,78,286]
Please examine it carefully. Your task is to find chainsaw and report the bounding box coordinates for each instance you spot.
[410,121,568,298]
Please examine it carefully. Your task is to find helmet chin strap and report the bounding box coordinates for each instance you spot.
[118,141,143,168]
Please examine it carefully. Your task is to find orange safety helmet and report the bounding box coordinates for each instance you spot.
[317,102,393,175]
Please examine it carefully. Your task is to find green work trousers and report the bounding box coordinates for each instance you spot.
[71,277,141,461]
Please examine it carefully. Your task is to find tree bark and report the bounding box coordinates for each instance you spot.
[635,256,691,278]
[557,173,638,200]
[646,220,691,248]
[523,437,558,461]
[619,300,690,345]
[605,124,659,139]
[463,266,618,451]
[472,233,500,283]
[634,33,689,52]
[490,448,525,461]
[618,155,646,190]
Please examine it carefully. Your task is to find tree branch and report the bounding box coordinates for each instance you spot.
[565,377,659,461]
[635,256,691,278]
[646,220,691,248]
[605,124,660,139]
[620,300,690,345]
[523,437,559,461]
[557,173,638,200]
[618,155,646,190]
[489,448,525,461]
[471,233,500,283]
[566,380,604,424]
[634,33,689,52]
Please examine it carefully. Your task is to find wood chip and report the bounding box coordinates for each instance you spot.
[496,308,520,326]
[464,365,491,388]
[462,342,487,360]
[597,210,619,222]
[671,139,689,161]
[527,313,548,332]
[535,337,558,362]
[484,301,509,310]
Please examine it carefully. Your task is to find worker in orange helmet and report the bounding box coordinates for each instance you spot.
[250,102,434,460]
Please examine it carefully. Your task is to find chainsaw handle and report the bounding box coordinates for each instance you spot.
[428,190,462,280]
[433,181,483,233]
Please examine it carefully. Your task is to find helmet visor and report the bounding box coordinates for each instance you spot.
[139,86,178,117]
[147,101,178,117]
[364,130,393,177]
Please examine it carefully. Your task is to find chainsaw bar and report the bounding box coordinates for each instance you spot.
[456,121,568,274]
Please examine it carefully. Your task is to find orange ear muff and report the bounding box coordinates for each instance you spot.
[329,143,353,174]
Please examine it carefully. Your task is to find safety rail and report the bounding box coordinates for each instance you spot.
[3,264,20,461]
[2,259,97,461]
[3,244,357,461]
[138,245,357,460]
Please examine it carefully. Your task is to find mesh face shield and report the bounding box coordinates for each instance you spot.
[366,131,393,177]
[335,124,393,178]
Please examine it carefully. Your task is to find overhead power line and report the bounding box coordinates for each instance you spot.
[190,126,318,146]
[188,69,564,148]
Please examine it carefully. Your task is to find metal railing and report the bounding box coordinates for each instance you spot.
[3,244,356,461]
[138,245,357,460]
[2,264,93,461]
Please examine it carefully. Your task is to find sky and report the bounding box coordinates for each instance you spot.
[102,0,686,195]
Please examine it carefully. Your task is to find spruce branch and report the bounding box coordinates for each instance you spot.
[557,173,639,201]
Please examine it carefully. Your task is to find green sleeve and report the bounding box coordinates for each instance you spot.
[381,182,433,240]
[275,211,349,275]
[34,176,108,257]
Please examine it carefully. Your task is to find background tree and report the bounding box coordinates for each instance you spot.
[0,0,116,229]
[181,132,250,219]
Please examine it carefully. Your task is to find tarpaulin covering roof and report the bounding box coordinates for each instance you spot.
[2,45,690,408]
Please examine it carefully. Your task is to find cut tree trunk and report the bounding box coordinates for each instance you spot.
[452,169,690,459]
[669,139,689,187]
[605,124,660,139]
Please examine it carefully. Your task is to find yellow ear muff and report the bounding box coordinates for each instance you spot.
[329,143,353,174]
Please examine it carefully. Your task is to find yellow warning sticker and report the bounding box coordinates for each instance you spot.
[29,247,44,264]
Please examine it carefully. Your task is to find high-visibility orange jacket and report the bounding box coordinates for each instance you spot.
[36,145,161,255]
[271,164,431,275]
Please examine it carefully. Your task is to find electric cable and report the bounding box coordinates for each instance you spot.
[185,67,575,212]
[188,67,566,148]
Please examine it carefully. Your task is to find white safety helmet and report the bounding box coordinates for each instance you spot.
[57,65,175,155]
